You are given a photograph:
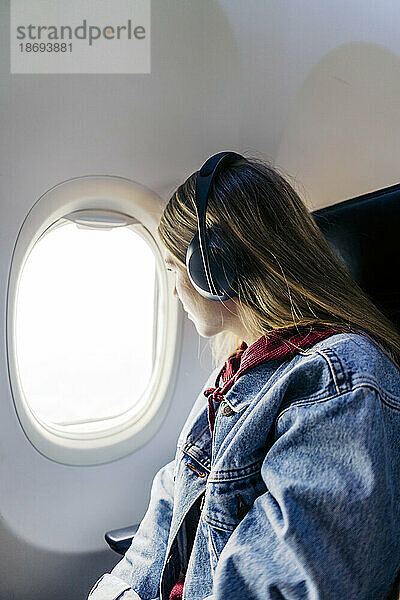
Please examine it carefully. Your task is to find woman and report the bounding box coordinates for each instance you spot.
[88,152,400,600]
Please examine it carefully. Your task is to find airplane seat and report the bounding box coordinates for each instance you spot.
[311,181,400,333]
[104,524,139,555]
[104,181,400,594]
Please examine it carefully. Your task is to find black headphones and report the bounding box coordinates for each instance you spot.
[186,151,245,301]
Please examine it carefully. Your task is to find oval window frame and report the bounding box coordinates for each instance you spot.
[6,175,182,466]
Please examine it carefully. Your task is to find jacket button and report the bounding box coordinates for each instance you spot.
[222,404,234,417]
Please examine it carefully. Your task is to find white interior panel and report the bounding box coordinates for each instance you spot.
[0,0,399,597]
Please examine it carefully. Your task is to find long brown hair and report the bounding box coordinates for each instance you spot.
[157,154,400,369]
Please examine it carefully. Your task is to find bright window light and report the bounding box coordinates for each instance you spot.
[15,221,156,427]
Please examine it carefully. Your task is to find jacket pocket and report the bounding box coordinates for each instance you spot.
[203,469,265,530]
[202,470,266,567]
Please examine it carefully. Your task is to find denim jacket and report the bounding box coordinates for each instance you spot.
[88,332,400,600]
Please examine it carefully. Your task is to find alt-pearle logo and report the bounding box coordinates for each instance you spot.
[11,0,151,74]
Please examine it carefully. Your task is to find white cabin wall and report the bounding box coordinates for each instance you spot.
[0,0,399,597]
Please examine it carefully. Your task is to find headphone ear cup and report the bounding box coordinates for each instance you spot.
[186,229,237,300]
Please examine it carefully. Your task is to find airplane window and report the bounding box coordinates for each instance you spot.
[15,222,156,429]
[6,176,181,465]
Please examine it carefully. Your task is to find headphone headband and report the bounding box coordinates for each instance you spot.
[186,151,245,301]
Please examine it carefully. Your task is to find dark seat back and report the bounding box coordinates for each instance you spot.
[312,182,400,332]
